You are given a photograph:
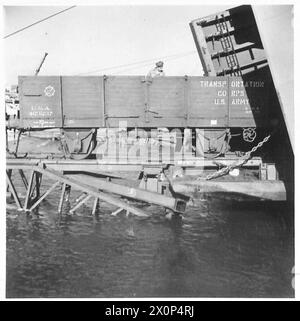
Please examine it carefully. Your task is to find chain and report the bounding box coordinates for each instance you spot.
[198,134,271,181]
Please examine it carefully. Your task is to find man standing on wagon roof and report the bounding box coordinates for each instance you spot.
[147,61,165,78]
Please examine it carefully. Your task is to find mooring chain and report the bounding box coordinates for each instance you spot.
[198,134,271,181]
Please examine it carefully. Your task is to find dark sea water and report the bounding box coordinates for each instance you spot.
[6,173,294,298]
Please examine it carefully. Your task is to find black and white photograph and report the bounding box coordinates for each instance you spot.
[2,1,297,302]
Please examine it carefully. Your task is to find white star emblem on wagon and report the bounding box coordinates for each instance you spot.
[44,85,55,97]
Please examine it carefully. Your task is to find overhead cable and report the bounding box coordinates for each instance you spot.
[4,6,76,39]
[76,51,196,75]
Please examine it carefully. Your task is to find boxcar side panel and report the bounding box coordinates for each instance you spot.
[145,77,186,127]
[18,75,270,129]
[188,76,228,127]
[105,76,144,116]
[228,77,268,127]
[61,76,104,128]
[19,76,62,128]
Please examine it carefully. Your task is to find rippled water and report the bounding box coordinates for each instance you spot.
[6,173,294,298]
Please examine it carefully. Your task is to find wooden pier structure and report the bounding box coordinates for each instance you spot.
[6,156,288,220]
[6,158,187,217]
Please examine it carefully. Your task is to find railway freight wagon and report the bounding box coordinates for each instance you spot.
[12,74,272,157]
[6,5,293,204]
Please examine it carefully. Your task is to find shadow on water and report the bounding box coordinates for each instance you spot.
[6,188,294,298]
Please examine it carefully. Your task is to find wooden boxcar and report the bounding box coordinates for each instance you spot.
[18,75,271,129]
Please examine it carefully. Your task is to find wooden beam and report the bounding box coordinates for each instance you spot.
[75,192,87,203]
[58,183,67,214]
[19,169,28,189]
[111,207,124,216]
[65,173,182,212]
[29,181,60,211]
[36,167,149,217]
[69,194,92,214]
[92,197,99,215]
[24,170,35,210]
[7,169,12,193]
[65,185,71,202]
[34,172,41,199]
[6,170,22,210]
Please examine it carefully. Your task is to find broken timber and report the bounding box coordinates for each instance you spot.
[6,160,187,217]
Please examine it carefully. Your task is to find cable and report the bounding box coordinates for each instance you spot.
[77,51,195,75]
[76,51,196,75]
[110,51,197,74]
[4,6,76,39]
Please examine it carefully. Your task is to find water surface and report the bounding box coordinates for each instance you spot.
[6,174,294,298]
